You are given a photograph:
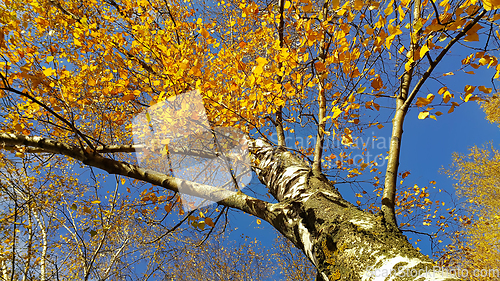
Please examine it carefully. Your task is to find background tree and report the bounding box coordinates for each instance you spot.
[442,95,500,280]
[0,0,499,280]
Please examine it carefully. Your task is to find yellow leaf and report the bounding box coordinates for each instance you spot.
[43,68,55,77]
[256,219,261,225]
[179,59,189,70]
[348,0,361,9]
[331,106,342,119]
[46,56,54,62]
[419,44,429,59]
[369,2,380,9]
[121,178,126,185]
[122,94,135,102]
[384,0,394,15]
[198,220,205,230]
[386,34,396,49]
[464,93,473,102]
[284,0,291,9]
[356,87,366,94]
[438,86,448,95]
[464,85,476,94]
[418,111,429,119]
[253,57,268,75]
[442,91,453,103]
[91,200,101,204]
[256,57,268,67]
[14,123,23,132]
[398,5,405,21]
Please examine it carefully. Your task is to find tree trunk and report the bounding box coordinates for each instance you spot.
[249,139,463,281]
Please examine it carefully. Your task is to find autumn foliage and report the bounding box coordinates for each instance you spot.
[0,0,500,279]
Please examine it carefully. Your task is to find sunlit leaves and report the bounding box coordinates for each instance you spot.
[482,0,500,10]
[253,57,268,75]
[464,23,484,41]
[419,44,429,59]
[416,94,435,107]
[42,67,55,77]
[438,86,454,103]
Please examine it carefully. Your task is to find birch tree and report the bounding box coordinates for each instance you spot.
[0,0,499,279]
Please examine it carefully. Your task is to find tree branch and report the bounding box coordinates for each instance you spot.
[382,0,422,229]
[274,0,287,147]
[312,0,330,176]
[0,133,273,220]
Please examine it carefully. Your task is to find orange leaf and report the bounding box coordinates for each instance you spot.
[201,28,210,39]
[164,203,171,213]
[478,86,492,93]
[205,217,215,227]
[371,75,383,91]
[315,61,326,72]
[464,33,479,42]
